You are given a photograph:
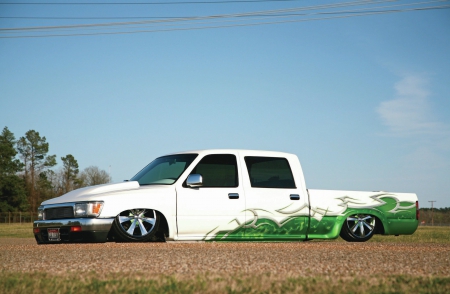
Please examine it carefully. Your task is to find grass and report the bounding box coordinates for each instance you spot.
[370,226,450,243]
[0,272,449,294]
[0,224,449,293]
[1,223,449,243]
[0,223,33,238]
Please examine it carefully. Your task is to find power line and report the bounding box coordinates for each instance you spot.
[4,4,448,35]
[1,5,448,38]
[0,0,444,32]
[1,0,446,20]
[0,0,305,5]
[0,0,405,31]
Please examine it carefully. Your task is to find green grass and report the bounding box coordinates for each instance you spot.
[0,272,449,294]
[0,223,33,238]
[370,226,450,243]
[0,224,449,243]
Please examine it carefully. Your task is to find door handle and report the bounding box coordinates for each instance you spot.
[228,193,239,199]
[290,194,300,200]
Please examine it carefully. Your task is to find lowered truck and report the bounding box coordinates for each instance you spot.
[33,150,419,244]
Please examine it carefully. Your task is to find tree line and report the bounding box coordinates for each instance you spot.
[0,126,111,213]
[419,208,450,225]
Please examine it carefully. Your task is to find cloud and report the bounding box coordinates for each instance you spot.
[376,75,444,136]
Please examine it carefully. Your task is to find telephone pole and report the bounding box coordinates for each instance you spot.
[428,201,436,226]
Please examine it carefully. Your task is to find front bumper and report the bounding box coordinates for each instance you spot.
[33,218,115,244]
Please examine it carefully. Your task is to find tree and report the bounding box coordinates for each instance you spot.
[17,130,56,212]
[78,166,111,187]
[0,127,27,212]
[61,154,79,194]
[37,169,58,202]
[0,127,23,175]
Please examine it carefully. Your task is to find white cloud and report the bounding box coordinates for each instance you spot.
[377,75,444,136]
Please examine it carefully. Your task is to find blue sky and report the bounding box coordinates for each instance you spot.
[1,1,449,207]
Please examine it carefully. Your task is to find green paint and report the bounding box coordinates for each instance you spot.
[209,194,418,241]
[211,216,308,241]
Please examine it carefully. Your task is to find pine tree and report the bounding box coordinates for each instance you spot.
[61,154,79,194]
[0,127,27,212]
[17,130,56,212]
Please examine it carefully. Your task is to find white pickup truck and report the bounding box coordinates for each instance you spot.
[33,149,419,243]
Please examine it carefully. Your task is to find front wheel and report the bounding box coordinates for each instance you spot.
[112,209,160,242]
[340,214,376,242]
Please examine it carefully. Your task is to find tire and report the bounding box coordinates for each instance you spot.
[340,214,376,242]
[112,209,160,242]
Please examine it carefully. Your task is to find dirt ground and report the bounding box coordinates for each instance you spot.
[1,238,448,277]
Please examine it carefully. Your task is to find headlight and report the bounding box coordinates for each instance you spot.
[74,202,104,218]
[37,206,44,220]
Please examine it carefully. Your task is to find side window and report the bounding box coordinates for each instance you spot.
[244,157,296,188]
[187,154,238,187]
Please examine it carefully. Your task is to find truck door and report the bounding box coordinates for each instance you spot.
[176,153,246,240]
[240,153,309,240]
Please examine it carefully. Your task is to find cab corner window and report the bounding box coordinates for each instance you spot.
[244,156,296,188]
[186,154,238,188]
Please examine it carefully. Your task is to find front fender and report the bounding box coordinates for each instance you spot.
[96,186,177,239]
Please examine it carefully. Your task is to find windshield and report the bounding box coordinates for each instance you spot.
[131,154,198,185]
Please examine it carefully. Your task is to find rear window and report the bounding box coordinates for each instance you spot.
[244,156,296,188]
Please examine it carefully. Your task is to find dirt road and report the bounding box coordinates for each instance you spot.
[1,238,448,277]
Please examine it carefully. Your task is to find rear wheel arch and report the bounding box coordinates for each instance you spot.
[373,216,385,235]
[338,210,387,242]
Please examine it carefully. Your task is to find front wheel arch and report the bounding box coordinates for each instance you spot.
[153,211,169,242]
[111,208,160,242]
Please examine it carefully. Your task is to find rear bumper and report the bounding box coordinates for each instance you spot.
[33,218,115,244]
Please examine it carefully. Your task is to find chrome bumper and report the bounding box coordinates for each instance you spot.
[33,218,115,244]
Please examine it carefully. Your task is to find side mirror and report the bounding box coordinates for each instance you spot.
[187,174,203,188]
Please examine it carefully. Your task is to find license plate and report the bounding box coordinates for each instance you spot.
[48,228,60,242]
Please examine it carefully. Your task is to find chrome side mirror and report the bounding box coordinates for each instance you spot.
[187,174,203,188]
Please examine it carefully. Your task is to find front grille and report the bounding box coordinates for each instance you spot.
[45,207,74,220]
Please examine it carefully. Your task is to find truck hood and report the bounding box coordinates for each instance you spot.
[41,181,141,205]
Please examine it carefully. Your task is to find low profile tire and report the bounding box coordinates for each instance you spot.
[112,209,160,242]
[340,214,376,242]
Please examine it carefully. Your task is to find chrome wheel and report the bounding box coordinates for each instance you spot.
[113,209,159,241]
[340,214,376,242]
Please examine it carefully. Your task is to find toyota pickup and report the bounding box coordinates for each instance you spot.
[33,149,419,243]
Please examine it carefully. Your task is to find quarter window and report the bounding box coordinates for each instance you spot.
[187,154,238,187]
[244,157,296,188]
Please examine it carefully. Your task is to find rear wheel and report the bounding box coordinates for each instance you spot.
[340,214,376,242]
[112,209,159,242]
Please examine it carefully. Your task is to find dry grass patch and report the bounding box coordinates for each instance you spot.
[1,272,449,294]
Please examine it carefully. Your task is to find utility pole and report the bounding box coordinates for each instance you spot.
[428,201,436,226]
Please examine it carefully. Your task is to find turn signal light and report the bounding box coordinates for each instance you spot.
[91,203,102,215]
[74,201,104,217]
[70,226,82,232]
